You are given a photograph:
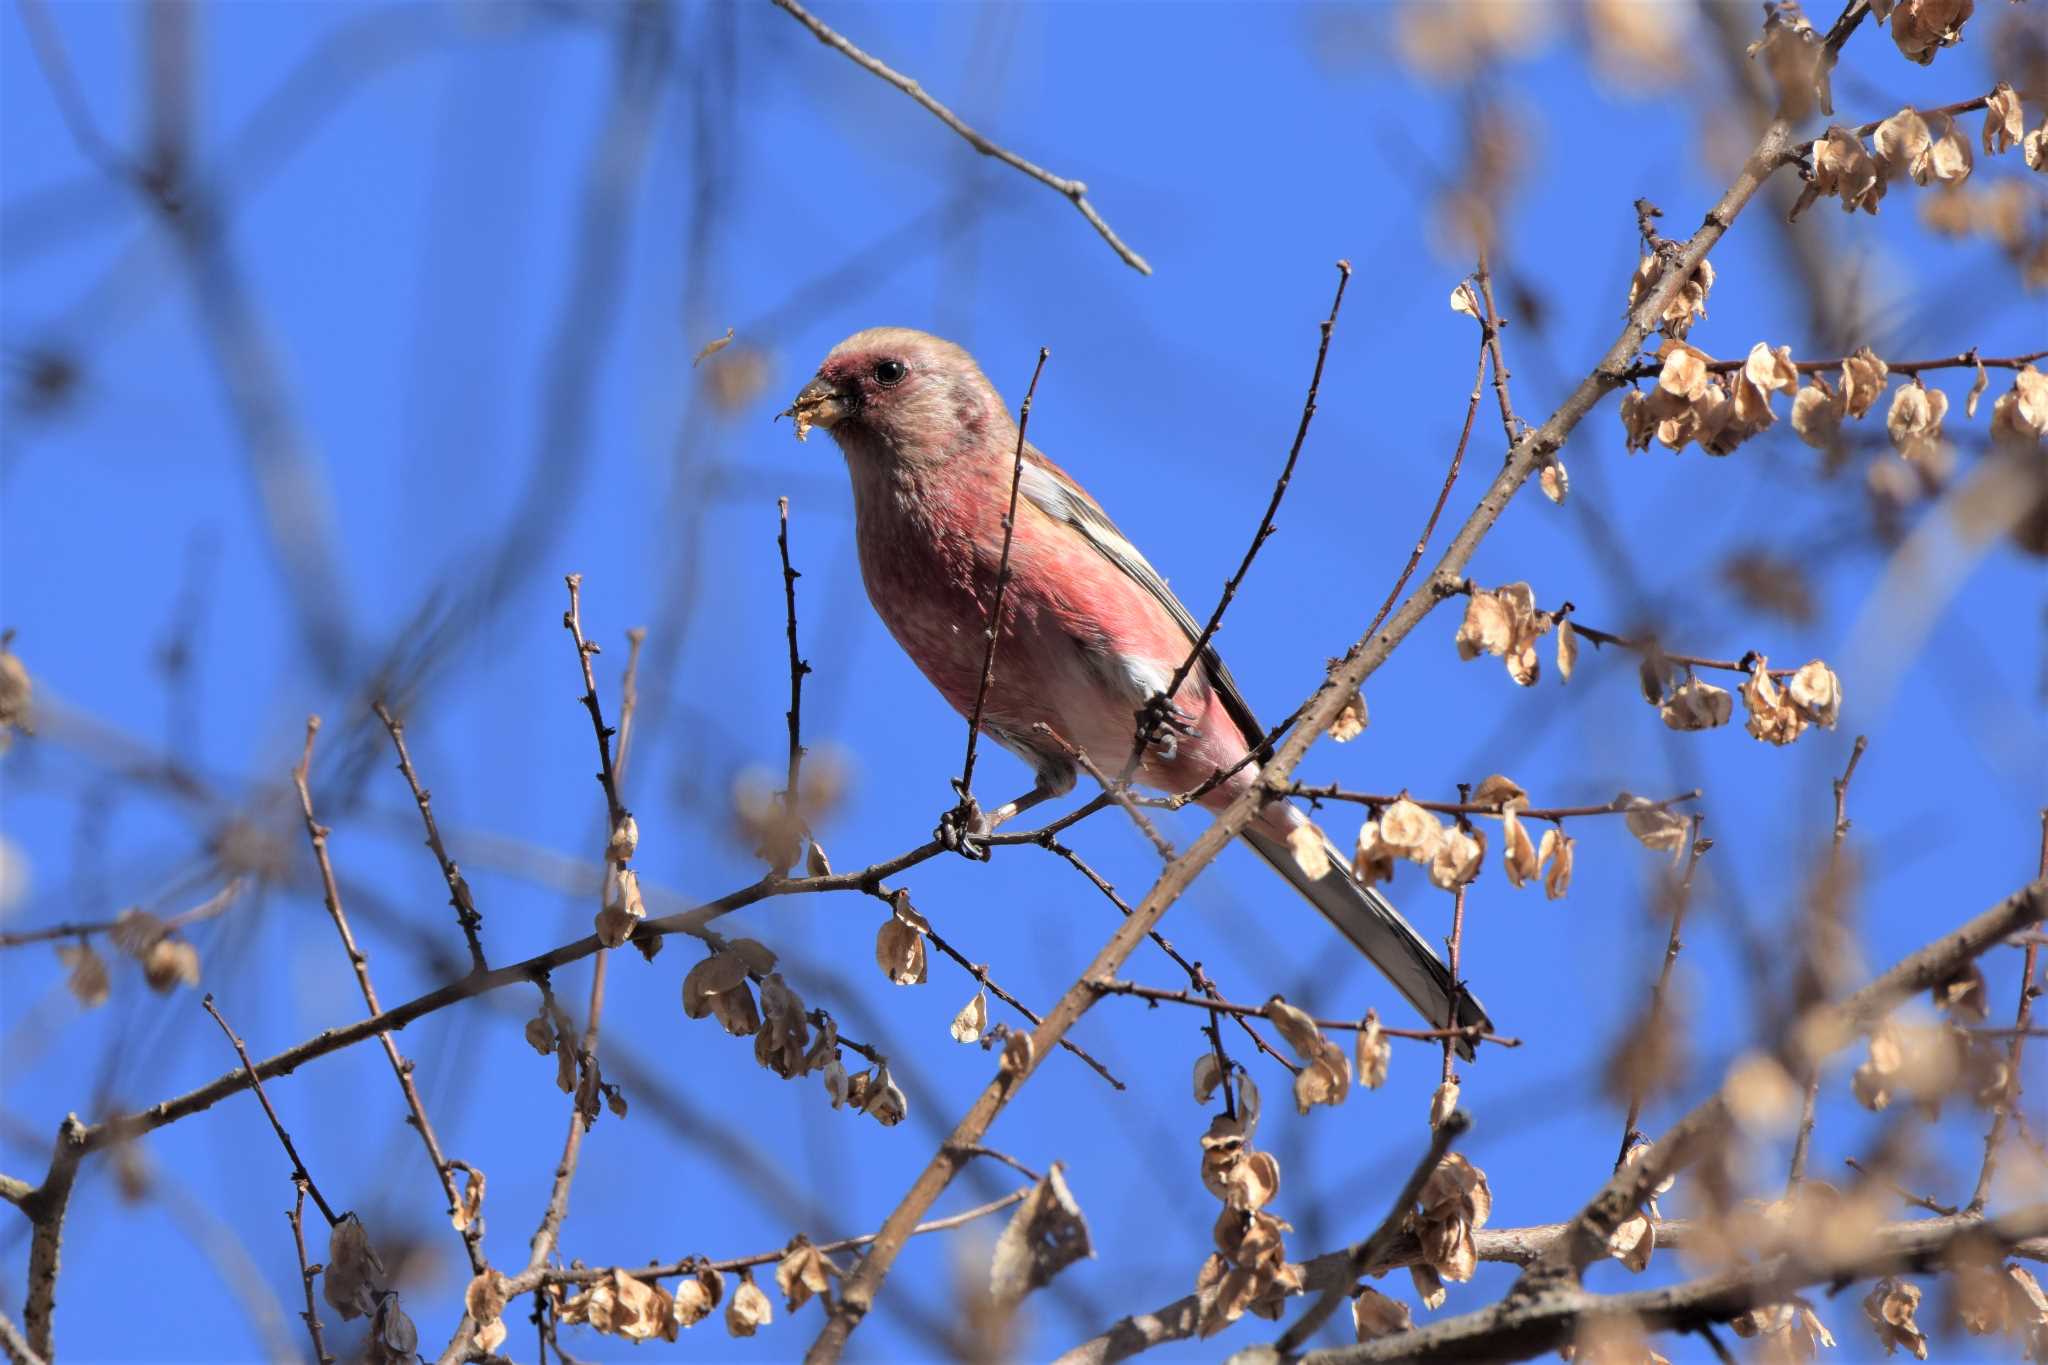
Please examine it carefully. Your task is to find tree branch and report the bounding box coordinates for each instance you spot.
[770,0,1150,274]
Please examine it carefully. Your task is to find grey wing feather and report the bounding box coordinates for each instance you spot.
[1016,449,1264,744]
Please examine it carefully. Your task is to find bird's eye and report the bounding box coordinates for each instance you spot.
[873,360,908,387]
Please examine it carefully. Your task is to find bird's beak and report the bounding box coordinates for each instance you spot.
[778,374,853,442]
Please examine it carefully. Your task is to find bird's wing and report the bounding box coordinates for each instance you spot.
[1016,447,1265,747]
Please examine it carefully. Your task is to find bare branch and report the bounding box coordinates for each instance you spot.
[770,0,1150,274]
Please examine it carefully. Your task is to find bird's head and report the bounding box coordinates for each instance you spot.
[783,327,1002,466]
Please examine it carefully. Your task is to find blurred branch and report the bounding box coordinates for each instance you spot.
[771,0,1151,274]
[1618,817,1708,1172]
[0,1311,45,1365]
[1273,1110,1470,1355]
[1517,878,2048,1298]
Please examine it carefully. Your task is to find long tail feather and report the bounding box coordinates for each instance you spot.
[1243,826,1491,1061]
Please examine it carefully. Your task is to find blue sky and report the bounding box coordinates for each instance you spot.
[3,2,2043,1362]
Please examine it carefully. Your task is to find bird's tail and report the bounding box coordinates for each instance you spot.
[1243,824,1490,1061]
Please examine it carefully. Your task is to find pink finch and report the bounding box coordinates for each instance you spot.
[788,327,1490,1052]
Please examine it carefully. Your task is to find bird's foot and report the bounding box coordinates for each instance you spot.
[1137,693,1199,762]
[936,793,992,862]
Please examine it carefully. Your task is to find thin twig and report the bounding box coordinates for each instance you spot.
[770,0,1149,274]
[528,576,630,1277]
[1281,785,1701,822]
[777,497,810,817]
[1472,252,1524,447]
[373,700,487,972]
[895,890,1126,1091]
[1535,615,1801,680]
[517,1185,1035,1292]
[1086,980,1519,1048]
[1616,344,2046,383]
[1160,261,1350,709]
[1036,837,1293,1078]
[1055,732,1175,859]
[957,348,1050,806]
[288,1181,334,1365]
[562,575,628,834]
[199,995,338,1226]
[293,717,487,1276]
[1844,1157,1958,1217]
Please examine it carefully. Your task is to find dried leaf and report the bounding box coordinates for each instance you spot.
[874,906,928,987]
[451,1165,485,1232]
[1328,691,1368,742]
[989,1165,1094,1307]
[1449,282,1481,319]
[1429,825,1485,891]
[1263,997,1325,1061]
[776,1238,832,1313]
[1193,1052,1223,1104]
[949,988,988,1044]
[324,1212,385,1321]
[1538,827,1575,900]
[1471,773,1527,810]
[725,1276,773,1337]
[692,327,736,366]
[1556,617,1578,680]
[1621,796,1689,854]
[1353,1285,1413,1340]
[1659,677,1734,731]
[1287,823,1331,881]
[1540,460,1569,504]
[1357,1012,1391,1089]
[1787,659,1841,727]
[1352,821,1396,887]
[1291,1038,1351,1114]
[1380,797,1444,864]
[1430,1078,1460,1129]
[1862,1276,1929,1359]
[57,943,109,1008]
[1501,808,1540,888]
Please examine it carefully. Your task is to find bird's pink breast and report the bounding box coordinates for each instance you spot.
[849,456,1255,800]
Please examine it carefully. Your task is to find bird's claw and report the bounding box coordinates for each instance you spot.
[1138,693,1198,762]
[937,796,992,862]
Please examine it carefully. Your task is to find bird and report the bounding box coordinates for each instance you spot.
[784,326,1490,1054]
